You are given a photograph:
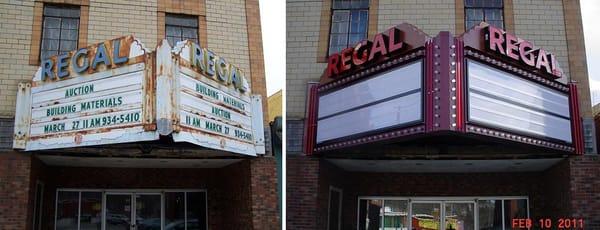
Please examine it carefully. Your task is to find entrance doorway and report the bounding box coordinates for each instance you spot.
[358,197,527,230]
[105,193,161,230]
[55,189,207,230]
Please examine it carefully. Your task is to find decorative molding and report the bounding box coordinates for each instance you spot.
[466,125,574,152]
[315,125,425,152]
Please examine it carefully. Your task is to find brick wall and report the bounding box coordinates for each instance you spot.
[286,155,319,230]
[286,0,589,120]
[0,1,38,117]
[0,0,268,123]
[377,0,455,36]
[286,0,326,118]
[250,157,280,229]
[286,157,589,230]
[18,158,277,230]
[87,1,158,48]
[0,151,33,230]
[568,155,600,229]
[512,0,570,85]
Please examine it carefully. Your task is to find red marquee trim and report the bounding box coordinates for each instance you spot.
[303,83,319,155]
[569,83,584,154]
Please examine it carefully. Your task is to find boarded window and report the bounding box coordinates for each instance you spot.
[465,0,504,30]
[165,14,199,46]
[41,5,80,60]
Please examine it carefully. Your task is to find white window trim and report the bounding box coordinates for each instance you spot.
[55,188,208,230]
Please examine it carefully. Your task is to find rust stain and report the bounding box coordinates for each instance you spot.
[29,123,141,141]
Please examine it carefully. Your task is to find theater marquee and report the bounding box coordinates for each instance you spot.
[13,36,157,150]
[13,36,265,156]
[304,23,584,155]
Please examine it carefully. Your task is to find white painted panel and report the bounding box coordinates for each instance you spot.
[31,70,144,106]
[31,90,142,123]
[27,126,157,151]
[179,92,252,129]
[318,60,422,118]
[30,108,143,136]
[251,95,265,154]
[172,132,257,156]
[179,67,251,103]
[469,92,572,142]
[179,111,254,144]
[468,60,569,117]
[31,63,145,94]
[467,60,572,143]
[316,92,422,143]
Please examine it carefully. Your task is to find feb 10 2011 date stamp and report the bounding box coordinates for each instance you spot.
[511,218,584,229]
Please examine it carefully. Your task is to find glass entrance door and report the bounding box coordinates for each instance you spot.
[411,202,442,230]
[135,194,162,230]
[444,202,475,230]
[105,194,133,230]
[105,193,162,230]
[409,201,475,230]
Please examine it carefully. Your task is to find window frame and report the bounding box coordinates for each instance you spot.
[164,13,200,46]
[464,0,505,30]
[357,196,529,230]
[327,0,370,55]
[32,181,44,230]
[40,4,81,61]
[55,188,209,230]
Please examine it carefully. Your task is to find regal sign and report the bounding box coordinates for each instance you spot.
[156,40,264,156]
[485,25,563,79]
[13,36,265,156]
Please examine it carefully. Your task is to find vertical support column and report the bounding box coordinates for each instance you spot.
[13,82,31,149]
[427,32,454,132]
[569,83,584,155]
[453,38,466,132]
[303,82,319,155]
[250,157,280,229]
[155,39,175,136]
[0,152,33,229]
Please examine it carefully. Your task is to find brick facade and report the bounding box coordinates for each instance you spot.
[286,0,589,120]
[0,154,278,230]
[286,156,600,230]
[0,0,276,229]
[0,0,267,120]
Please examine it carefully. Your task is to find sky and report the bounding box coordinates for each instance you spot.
[259,0,285,97]
[582,0,600,105]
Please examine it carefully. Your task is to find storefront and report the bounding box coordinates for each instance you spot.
[289,22,594,230]
[9,36,276,230]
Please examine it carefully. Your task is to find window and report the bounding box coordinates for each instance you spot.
[41,5,80,60]
[465,0,504,30]
[327,187,342,230]
[328,0,369,55]
[164,191,207,230]
[165,14,199,46]
[358,197,528,230]
[56,190,206,230]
